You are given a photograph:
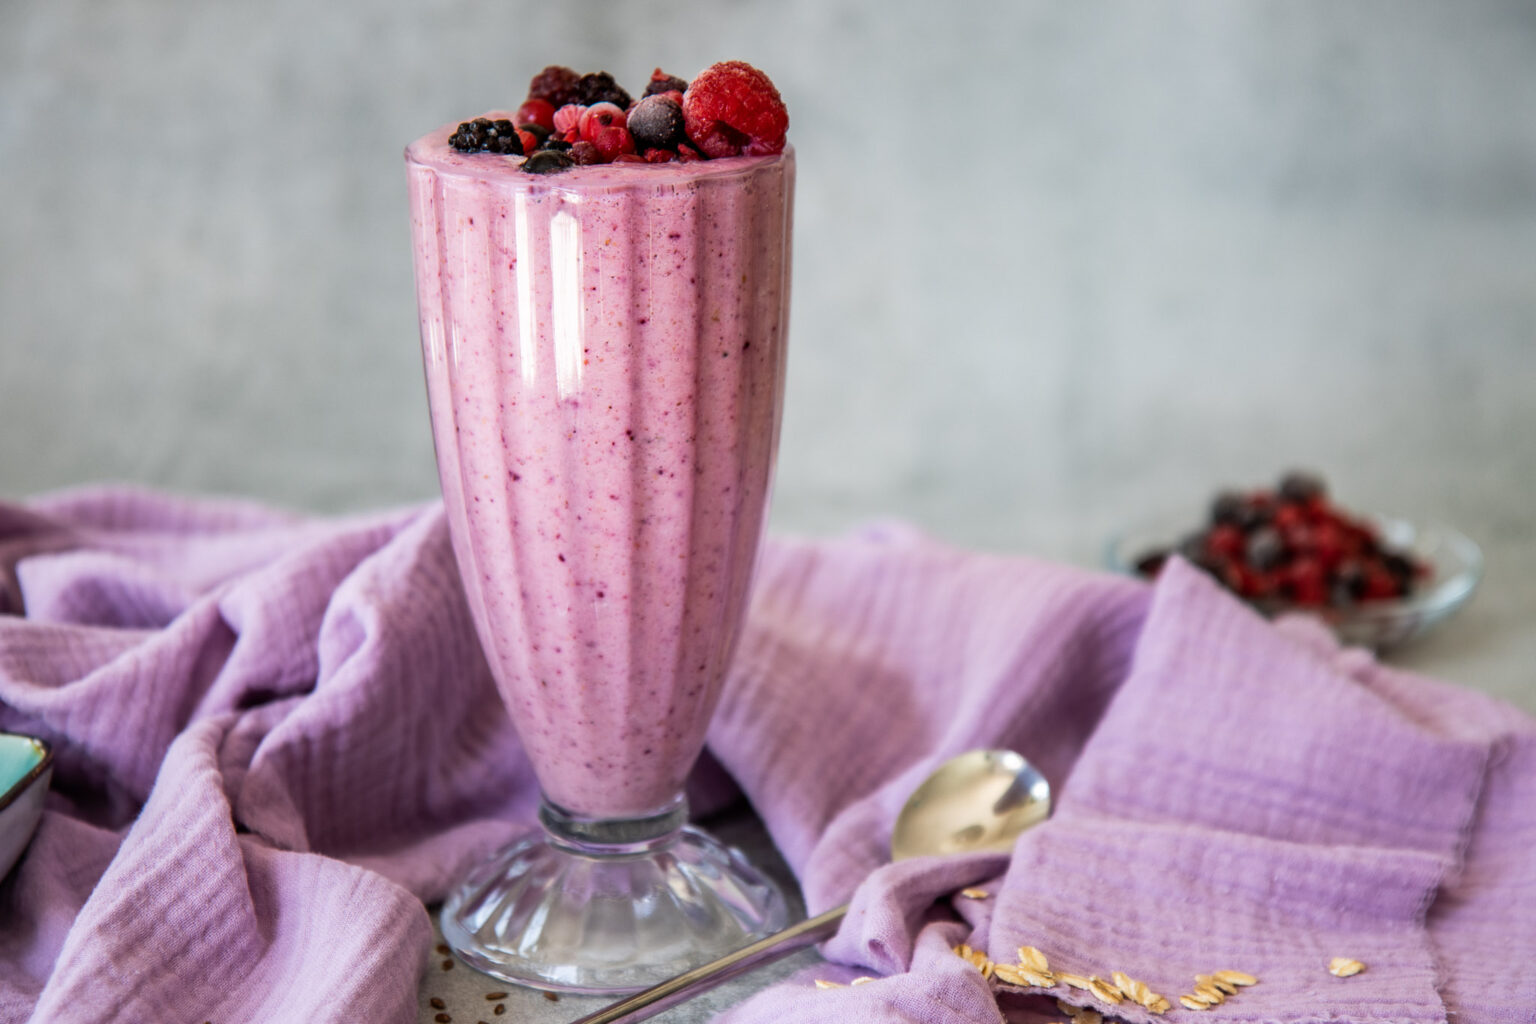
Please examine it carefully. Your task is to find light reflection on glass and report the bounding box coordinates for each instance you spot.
[550,207,586,401]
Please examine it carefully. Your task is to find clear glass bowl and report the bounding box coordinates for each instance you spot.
[1105,514,1483,650]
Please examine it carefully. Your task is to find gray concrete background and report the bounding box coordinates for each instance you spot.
[3,1,1535,712]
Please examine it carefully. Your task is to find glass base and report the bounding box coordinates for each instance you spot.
[440,797,788,994]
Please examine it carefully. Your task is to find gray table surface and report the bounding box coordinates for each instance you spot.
[413,590,1527,1024]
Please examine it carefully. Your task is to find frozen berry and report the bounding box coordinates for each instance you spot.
[520,123,552,146]
[591,125,635,162]
[643,147,676,163]
[578,102,627,143]
[538,136,572,152]
[576,71,631,109]
[683,60,789,157]
[628,95,686,151]
[644,68,690,97]
[528,65,582,108]
[1210,491,1245,527]
[568,141,601,165]
[522,150,575,175]
[1278,470,1326,504]
[516,98,556,132]
[1246,527,1286,571]
[553,104,585,138]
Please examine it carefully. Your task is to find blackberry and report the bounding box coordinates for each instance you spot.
[450,119,488,152]
[577,71,632,109]
[522,149,575,175]
[528,65,582,108]
[627,95,686,151]
[643,70,689,97]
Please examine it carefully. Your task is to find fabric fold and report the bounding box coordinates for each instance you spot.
[0,489,1530,1024]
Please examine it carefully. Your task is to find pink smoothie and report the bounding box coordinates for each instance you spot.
[407,117,793,819]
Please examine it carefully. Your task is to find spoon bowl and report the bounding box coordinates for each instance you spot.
[891,749,1051,861]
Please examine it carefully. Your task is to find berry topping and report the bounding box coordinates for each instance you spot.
[628,94,687,151]
[522,149,576,175]
[552,104,585,138]
[643,68,690,97]
[515,98,556,132]
[449,117,524,155]
[682,60,788,157]
[590,124,636,162]
[1130,471,1429,611]
[576,71,632,109]
[447,61,788,167]
[527,65,581,108]
[578,102,627,143]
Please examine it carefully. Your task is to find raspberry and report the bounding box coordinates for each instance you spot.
[627,95,686,151]
[643,68,689,97]
[643,147,675,163]
[527,65,581,108]
[516,99,556,132]
[576,71,632,109]
[578,102,627,143]
[683,60,788,157]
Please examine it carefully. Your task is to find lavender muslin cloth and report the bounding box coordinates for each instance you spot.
[0,489,1531,1024]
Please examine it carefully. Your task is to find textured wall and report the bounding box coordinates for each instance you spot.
[3,2,1535,699]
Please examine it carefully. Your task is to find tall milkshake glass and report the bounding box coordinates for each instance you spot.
[406,120,793,993]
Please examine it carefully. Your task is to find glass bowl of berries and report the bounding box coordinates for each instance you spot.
[1107,472,1484,650]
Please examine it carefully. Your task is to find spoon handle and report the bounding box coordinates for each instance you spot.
[568,903,849,1024]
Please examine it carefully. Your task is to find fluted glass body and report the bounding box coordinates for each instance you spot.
[407,134,792,821]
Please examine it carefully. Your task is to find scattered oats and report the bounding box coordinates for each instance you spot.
[851,976,876,986]
[1329,957,1366,978]
[1018,945,1051,973]
[1181,990,1216,1007]
[967,949,992,972]
[1197,972,1238,995]
[1020,969,1057,988]
[992,963,1027,987]
[1087,976,1124,1004]
[1214,969,1258,987]
[1193,982,1226,1005]
[1147,995,1172,1014]
[980,960,996,981]
[813,978,844,990]
[959,887,990,899]
[1055,1002,1102,1024]
[1179,994,1213,1011]
[1058,973,1093,990]
[1124,978,1156,1006]
[955,944,975,959]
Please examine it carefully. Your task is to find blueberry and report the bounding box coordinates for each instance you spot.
[1245,527,1286,570]
[628,95,686,151]
[522,150,576,175]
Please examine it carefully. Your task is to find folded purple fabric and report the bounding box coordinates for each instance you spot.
[0,489,1530,1024]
